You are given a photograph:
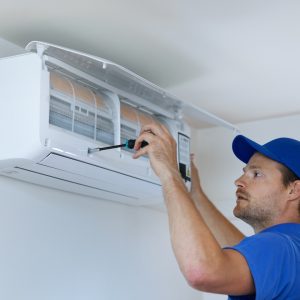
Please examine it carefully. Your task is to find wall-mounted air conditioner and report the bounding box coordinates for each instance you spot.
[0,39,237,205]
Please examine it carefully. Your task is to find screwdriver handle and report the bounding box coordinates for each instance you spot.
[126,139,148,149]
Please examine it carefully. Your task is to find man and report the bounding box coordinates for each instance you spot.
[133,123,300,299]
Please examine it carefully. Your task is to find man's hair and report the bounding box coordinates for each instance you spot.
[279,164,300,187]
[278,164,300,214]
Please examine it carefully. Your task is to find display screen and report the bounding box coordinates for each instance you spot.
[178,133,191,182]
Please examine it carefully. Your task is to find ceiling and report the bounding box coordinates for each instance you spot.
[1,0,300,126]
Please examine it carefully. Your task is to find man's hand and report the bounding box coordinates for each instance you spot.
[132,123,180,183]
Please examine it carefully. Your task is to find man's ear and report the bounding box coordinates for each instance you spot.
[288,180,300,200]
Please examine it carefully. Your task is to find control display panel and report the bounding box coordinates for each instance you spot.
[178,132,191,183]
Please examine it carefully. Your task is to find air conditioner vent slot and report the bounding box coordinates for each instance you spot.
[9,166,146,205]
[15,167,135,199]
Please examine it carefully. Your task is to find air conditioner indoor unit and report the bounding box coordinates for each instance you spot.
[0,40,237,206]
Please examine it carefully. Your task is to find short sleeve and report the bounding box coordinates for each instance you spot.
[225,232,294,300]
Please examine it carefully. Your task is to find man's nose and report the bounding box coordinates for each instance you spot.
[234,174,246,188]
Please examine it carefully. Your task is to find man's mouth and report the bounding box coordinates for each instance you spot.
[236,191,249,202]
[236,198,247,203]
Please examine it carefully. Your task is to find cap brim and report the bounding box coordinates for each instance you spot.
[232,135,277,164]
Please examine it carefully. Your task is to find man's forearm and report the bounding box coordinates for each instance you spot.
[161,172,227,284]
[189,159,245,247]
[190,188,245,247]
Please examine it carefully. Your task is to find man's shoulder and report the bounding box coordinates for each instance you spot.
[232,223,300,253]
[260,223,300,244]
[262,222,300,235]
[225,223,300,300]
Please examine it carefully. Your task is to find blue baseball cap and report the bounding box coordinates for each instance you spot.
[232,135,300,178]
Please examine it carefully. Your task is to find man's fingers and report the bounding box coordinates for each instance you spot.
[132,147,148,159]
[134,132,155,150]
[140,123,168,138]
[132,122,179,179]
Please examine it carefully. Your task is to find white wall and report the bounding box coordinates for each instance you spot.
[0,176,201,300]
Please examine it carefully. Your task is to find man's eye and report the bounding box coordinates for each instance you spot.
[254,171,262,177]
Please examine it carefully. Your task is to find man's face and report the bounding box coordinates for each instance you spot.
[234,152,289,230]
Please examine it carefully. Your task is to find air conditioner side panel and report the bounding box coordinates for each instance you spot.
[0,53,45,161]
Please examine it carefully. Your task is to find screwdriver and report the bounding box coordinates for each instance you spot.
[88,139,148,154]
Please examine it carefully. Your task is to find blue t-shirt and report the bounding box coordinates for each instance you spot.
[225,223,300,300]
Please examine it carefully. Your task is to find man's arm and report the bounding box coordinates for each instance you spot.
[133,124,254,295]
[189,157,245,247]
